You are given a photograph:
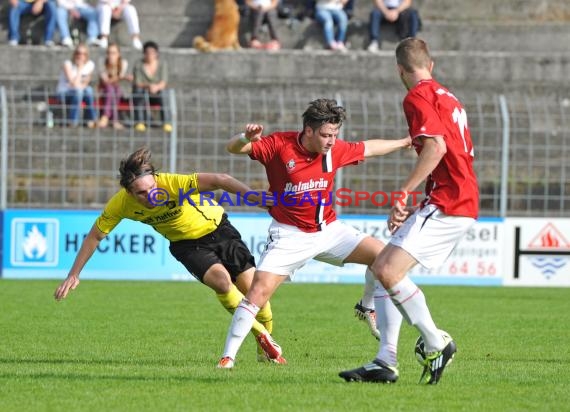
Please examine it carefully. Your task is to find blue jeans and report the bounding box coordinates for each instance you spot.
[314,7,348,46]
[369,7,420,42]
[9,0,56,43]
[56,5,100,42]
[61,87,97,126]
[132,87,170,125]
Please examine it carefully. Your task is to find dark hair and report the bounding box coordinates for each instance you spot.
[119,147,156,189]
[143,41,159,53]
[302,98,346,131]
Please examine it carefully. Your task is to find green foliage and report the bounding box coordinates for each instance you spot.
[0,280,568,412]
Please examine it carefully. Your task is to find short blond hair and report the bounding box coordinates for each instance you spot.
[395,38,432,73]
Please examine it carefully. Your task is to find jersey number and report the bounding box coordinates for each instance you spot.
[452,107,474,156]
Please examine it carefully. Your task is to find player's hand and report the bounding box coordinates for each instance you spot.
[388,204,417,234]
[54,275,80,301]
[245,123,263,142]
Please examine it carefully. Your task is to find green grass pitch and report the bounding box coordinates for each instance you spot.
[0,280,568,411]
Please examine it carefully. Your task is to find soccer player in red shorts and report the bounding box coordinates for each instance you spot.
[217,98,411,368]
[340,37,479,384]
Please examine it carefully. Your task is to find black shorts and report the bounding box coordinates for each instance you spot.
[169,215,256,283]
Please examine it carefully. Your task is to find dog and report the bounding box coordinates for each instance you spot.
[193,0,241,52]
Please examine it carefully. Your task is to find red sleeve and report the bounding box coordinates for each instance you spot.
[334,140,365,168]
[404,93,446,141]
[249,133,282,165]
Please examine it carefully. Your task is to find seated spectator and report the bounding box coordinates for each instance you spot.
[56,43,98,128]
[97,0,142,50]
[56,0,100,48]
[246,0,281,50]
[314,0,349,51]
[98,43,132,129]
[132,41,171,133]
[367,0,420,52]
[8,0,57,46]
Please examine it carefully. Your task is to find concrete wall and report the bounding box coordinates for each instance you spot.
[0,0,568,93]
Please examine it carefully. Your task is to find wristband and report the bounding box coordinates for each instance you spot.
[238,132,250,144]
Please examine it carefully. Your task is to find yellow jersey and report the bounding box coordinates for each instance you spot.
[95,173,225,241]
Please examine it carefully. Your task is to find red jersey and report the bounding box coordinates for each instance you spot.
[403,79,479,218]
[250,131,365,232]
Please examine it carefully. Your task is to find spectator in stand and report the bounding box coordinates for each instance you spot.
[98,43,132,130]
[246,0,281,50]
[132,41,171,133]
[314,0,349,51]
[367,0,420,52]
[56,43,98,128]
[56,0,101,48]
[7,0,57,46]
[97,0,142,50]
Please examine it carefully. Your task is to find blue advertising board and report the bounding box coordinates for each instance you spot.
[1,209,189,280]
[1,209,504,286]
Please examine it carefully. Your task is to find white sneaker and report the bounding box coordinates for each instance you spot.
[132,38,143,50]
[45,40,55,48]
[354,300,380,340]
[87,38,101,47]
[367,40,379,52]
[99,37,108,49]
[8,39,18,46]
[217,356,234,369]
[61,37,73,48]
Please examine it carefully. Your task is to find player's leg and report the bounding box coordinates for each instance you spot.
[219,270,287,366]
[371,244,453,384]
[216,219,281,362]
[169,238,270,344]
[234,268,273,334]
[344,235,382,339]
[219,220,315,367]
[337,233,403,383]
[234,267,279,363]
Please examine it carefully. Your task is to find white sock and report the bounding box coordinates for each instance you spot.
[374,282,403,367]
[388,276,445,353]
[360,267,376,309]
[221,299,259,360]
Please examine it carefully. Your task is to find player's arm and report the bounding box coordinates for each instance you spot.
[387,135,446,232]
[197,173,270,207]
[54,224,107,301]
[197,173,255,194]
[226,123,264,155]
[363,135,412,157]
[400,135,446,195]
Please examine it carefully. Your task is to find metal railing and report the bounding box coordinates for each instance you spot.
[0,86,568,217]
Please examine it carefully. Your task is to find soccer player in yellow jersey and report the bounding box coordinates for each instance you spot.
[54,147,285,364]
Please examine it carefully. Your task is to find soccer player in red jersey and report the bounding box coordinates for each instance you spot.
[216,98,411,369]
[340,37,479,384]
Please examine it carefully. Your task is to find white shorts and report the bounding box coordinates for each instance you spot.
[389,204,475,269]
[257,219,368,277]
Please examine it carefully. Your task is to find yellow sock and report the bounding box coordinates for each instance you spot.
[256,301,273,335]
[216,284,266,337]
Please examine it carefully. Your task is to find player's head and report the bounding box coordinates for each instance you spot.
[119,147,157,207]
[301,98,346,154]
[395,38,434,90]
